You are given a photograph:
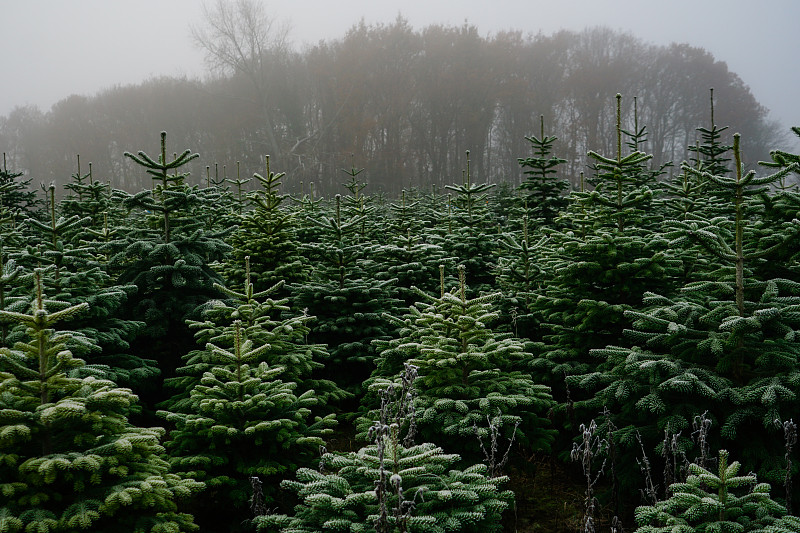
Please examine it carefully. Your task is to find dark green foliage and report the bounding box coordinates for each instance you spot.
[436,152,499,295]
[0,272,202,532]
[108,133,231,391]
[293,194,402,396]
[0,153,40,219]
[634,450,786,533]
[158,321,335,531]
[517,116,569,226]
[227,157,307,293]
[259,376,514,533]
[687,89,732,179]
[365,266,555,460]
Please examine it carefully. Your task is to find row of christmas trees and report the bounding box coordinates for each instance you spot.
[3,94,800,532]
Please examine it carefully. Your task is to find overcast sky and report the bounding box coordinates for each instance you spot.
[3,0,799,139]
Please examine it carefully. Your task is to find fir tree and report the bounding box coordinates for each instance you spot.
[687,88,732,178]
[634,450,787,533]
[517,116,569,226]
[364,265,555,460]
[158,317,336,532]
[293,194,402,396]
[0,153,40,219]
[581,133,800,489]
[258,374,514,533]
[0,271,202,532]
[163,256,347,411]
[226,156,307,293]
[109,132,231,390]
[435,152,498,295]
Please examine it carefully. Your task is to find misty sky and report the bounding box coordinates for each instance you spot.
[4,0,799,139]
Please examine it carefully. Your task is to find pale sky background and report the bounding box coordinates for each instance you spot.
[2,0,799,137]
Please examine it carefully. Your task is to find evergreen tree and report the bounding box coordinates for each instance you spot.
[226,156,307,293]
[0,153,40,219]
[582,134,800,488]
[10,183,157,397]
[258,374,514,533]
[364,265,555,460]
[163,256,346,411]
[158,316,336,532]
[435,152,498,295]
[528,95,679,419]
[517,116,569,226]
[293,194,402,396]
[687,89,732,178]
[634,450,787,533]
[108,132,231,389]
[0,271,202,532]
[60,156,113,229]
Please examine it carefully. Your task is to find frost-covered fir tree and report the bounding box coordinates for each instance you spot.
[634,450,787,533]
[528,95,679,419]
[9,184,156,396]
[108,132,231,385]
[226,156,307,293]
[258,371,515,533]
[363,265,555,460]
[158,320,336,531]
[293,193,402,396]
[0,153,41,219]
[0,272,202,532]
[517,116,569,227]
[164,257,346,411]
[581,133,800,486]
[433,151,498,295]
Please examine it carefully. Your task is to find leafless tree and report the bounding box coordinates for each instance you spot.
[192,0,292,158]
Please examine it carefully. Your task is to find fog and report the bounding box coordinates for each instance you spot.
[4,0,799,131]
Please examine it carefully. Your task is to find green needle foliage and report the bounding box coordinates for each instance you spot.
[577,133,800,492]
[109,132,232,391]
[0,153,41,219]
[517,116,569,226]
[436,152,498,295]
[294,193,402,396]
[365,265,555,460]
[634,450,787,533]
[226,156,308,293]
[258,375,514,533]
[162,256,347,412]
[158,318,335,532]
[0,271,201,532]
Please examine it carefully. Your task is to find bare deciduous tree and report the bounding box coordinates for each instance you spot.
[193,0,292,157]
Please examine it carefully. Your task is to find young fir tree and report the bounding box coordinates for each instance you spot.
[634,450,787,533]
[687,89,732,178]
[0,271,202,532]
[495,214,550,341]
[528,94,680,425]
[157,314,337,532]
[363,265,555,461]
[517,116,569,227]
[108,132,231,388]
[0,153,41,219]
[59,156,113,229]
[165,257,345,408]
[434,152,498,296]
[226,156,307,293]
[258,368,515,533]
[371,189,456,307]
[293,193,402,396]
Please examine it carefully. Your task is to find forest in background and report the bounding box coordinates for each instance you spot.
[0,13,784,196]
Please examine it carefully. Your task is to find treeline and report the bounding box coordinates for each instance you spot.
[0,19,780,195]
